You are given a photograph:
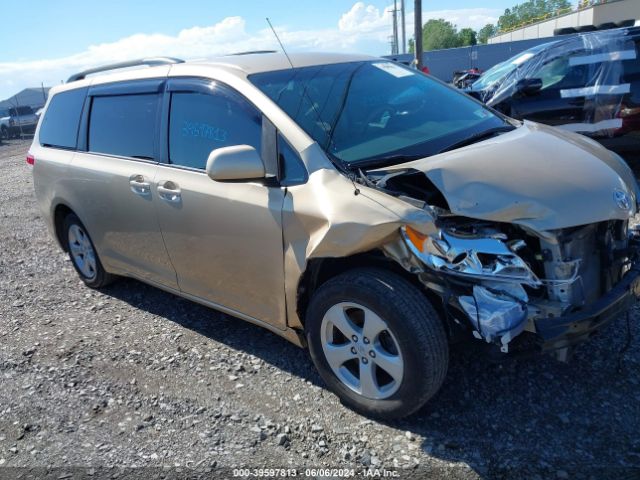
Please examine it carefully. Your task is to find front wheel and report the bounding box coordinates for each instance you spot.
[63,213,115,288]
[306,268,449,419]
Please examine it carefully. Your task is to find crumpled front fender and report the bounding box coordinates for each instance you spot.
[282,164,435,329]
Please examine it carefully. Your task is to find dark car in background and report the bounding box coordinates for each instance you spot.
[466,27,640,167]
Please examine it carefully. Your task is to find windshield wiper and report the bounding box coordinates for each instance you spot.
[437,125,515,154]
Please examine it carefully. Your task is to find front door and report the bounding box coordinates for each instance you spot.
[154,79,287,327]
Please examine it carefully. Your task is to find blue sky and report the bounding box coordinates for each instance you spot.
[0,0,570,99]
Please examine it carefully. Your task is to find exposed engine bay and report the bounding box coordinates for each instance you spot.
[364,167,640,359]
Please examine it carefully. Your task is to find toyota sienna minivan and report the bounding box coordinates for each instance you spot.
[30,53,640,419]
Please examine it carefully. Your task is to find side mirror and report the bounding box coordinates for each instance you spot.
[206,145,266,182]
[516,78,543,95]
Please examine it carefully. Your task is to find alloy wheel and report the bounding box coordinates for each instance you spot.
[68,224,97,280]
[320,302,404,399]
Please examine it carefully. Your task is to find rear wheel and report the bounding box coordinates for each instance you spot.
[306,268,449,419]
[63,213,115,288]
[0,127,8,140]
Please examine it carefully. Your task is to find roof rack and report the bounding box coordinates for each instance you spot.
[67,57,184,83]
[228,50,277,56]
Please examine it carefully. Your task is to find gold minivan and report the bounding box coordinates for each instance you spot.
[30,53,640,419]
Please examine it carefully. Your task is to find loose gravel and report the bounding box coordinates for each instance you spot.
[1,139,639,479]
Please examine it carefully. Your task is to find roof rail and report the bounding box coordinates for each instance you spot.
[67,57,184,83]
[228,50,277,56]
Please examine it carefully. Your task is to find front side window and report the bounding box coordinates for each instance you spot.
[88,94,159,159]
[168,87,262,170]
[532,53,590,91]
[251,61,508,167]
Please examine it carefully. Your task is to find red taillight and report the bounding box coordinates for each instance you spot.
[26,154,35,166]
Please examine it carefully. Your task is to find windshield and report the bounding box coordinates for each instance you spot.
[471,43,555,91]
[250,61,509,167]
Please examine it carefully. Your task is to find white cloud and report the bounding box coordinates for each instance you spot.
[339,2,393,33]
[0,3,500,100]
[338,3,499,35]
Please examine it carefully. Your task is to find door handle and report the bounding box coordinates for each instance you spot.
[157,181,181,203]
[129,174,151,196]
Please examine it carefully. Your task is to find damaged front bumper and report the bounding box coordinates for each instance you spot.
[394,219,640,358]
[535,265,640,351]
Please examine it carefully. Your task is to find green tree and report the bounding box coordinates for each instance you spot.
[457,28,477,46]
[497,0,572,31]
[422,19,460,51]
[477,24,497,44]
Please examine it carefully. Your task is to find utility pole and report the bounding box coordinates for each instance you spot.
[392,0,399,55]
[401,0,406,54]
[414,0,423,69]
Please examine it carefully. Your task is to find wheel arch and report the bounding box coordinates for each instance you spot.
[296,251,431,327]
[52,203,76,251]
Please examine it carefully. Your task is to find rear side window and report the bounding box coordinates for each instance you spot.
[88,94,159,159]
[39,88,87,149]
[169,88,262,170]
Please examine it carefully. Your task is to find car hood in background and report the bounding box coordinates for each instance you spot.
[377,121,639,232]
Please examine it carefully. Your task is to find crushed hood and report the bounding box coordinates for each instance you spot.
[380,121,639,232]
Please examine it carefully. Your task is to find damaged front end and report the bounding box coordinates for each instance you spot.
[401,220,538,350]
[356,121,640,360]
[366,169,640,359]
[396,215,640,358]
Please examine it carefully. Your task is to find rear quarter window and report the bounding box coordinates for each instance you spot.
[39,88,87,149]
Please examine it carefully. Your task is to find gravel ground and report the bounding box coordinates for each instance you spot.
[1,139,639,479]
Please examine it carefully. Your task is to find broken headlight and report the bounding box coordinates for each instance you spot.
[458,283,528,346]
[402,225,542,287]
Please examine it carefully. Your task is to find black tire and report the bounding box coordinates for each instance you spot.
[554,27,576,36]
[616,19,635,28]
[305,268,449,419]
[596,22,617,31]
[0,127,8,140]
[62,213,115,288]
